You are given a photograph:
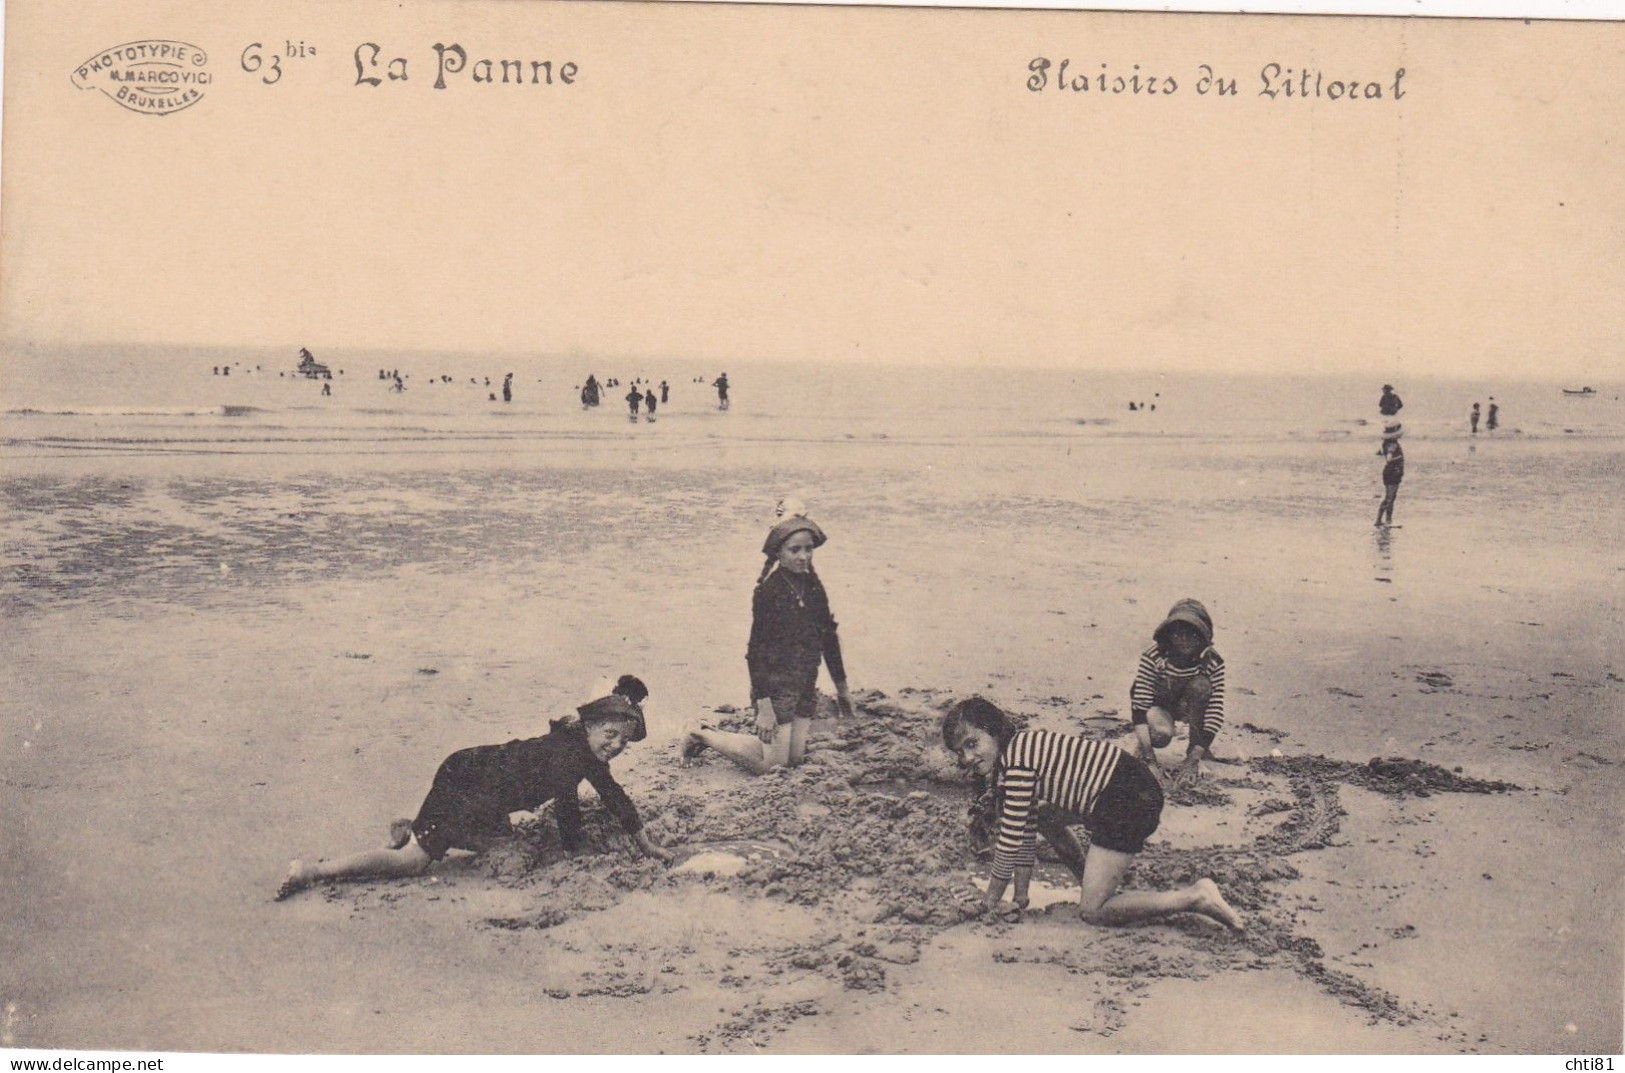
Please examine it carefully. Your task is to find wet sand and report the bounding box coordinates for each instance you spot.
[1,433,1620,1053]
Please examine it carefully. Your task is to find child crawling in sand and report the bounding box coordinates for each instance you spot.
[943,697,1243,929]
[275,676,672,900]
[682,502,855,775]
[1130,599,1227,790]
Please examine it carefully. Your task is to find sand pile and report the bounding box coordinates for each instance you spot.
[383,694,1520,1045]
[1254,754,1520,797]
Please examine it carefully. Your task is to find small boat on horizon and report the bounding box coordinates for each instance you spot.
[1561,386,1597,396]
[297,347,332,380]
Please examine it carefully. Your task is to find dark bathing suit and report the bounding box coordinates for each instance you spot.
[411,725,643,860]
[746,566,845,723]
[1383,442,1405,485]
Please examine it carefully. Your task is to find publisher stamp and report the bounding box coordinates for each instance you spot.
[72,40,211,115]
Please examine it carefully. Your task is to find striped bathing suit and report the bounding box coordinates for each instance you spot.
[992,730,1126,880]
[1130,645,1227,749]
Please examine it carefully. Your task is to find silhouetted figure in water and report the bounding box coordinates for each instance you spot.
[660,381,669,404]
[645,389,658,422]
[1486,399,1499,432]
[1379,384,1403,417]
[714,373,731,410]
[1470,402,1480,435]
[502,373,513,403]
[627,386,642,418]
[322,382,332,397]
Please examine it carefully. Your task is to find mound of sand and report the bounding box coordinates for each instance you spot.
[311,692,1520,1048]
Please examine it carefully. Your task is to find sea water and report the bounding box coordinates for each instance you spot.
[4,342,1621,456]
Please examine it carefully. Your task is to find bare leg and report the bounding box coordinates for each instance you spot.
[683,728,767,774]
[1145,706,1176,749]
[277,841,432,899]
[1076,845,1245,930]
[786,717,812,767]
[1035,811,1089,882]
[1376,485,1397,526]
[683,720,798,777]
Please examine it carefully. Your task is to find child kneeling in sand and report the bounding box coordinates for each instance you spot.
[681,503,855,775]
[943,698,1243,929]
[276,677,672,900]
[1130,598,1227,790]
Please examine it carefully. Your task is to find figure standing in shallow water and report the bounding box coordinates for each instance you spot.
[1470,402,1480,435]
[1376,424,1404,527]
[713,373,730,411]
[682,509,855,775]
[1486,398,1499,432]
[943,697,1244,929]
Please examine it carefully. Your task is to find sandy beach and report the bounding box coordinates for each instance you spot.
[2,412,1620,1054]
[4,0,1622,1055]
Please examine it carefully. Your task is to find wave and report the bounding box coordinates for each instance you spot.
[6,404,268,418]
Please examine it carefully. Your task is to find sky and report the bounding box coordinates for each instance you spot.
[2,1,1622,381]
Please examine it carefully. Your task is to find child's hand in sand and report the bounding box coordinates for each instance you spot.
[755,698,778,742]
[1170,754,1202,791]
[835,682,855,720]
[1141,755,1168,789]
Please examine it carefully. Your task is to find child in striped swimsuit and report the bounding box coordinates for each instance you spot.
[944,698,1243,929]
[1131,598,1226,790]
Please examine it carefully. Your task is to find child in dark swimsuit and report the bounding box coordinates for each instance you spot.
[943,698,1243,929]
[275,678,671,900]
[681,509,854,774]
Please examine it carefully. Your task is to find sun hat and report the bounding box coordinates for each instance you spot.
[576,693,647,742]
[762,516,827,560]
[1153,598,1214,648]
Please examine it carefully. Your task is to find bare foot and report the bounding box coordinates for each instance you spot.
[680,729,708,766]
[275,859,313,902]
[1193,877,1245,931]
[386,818,413,850]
